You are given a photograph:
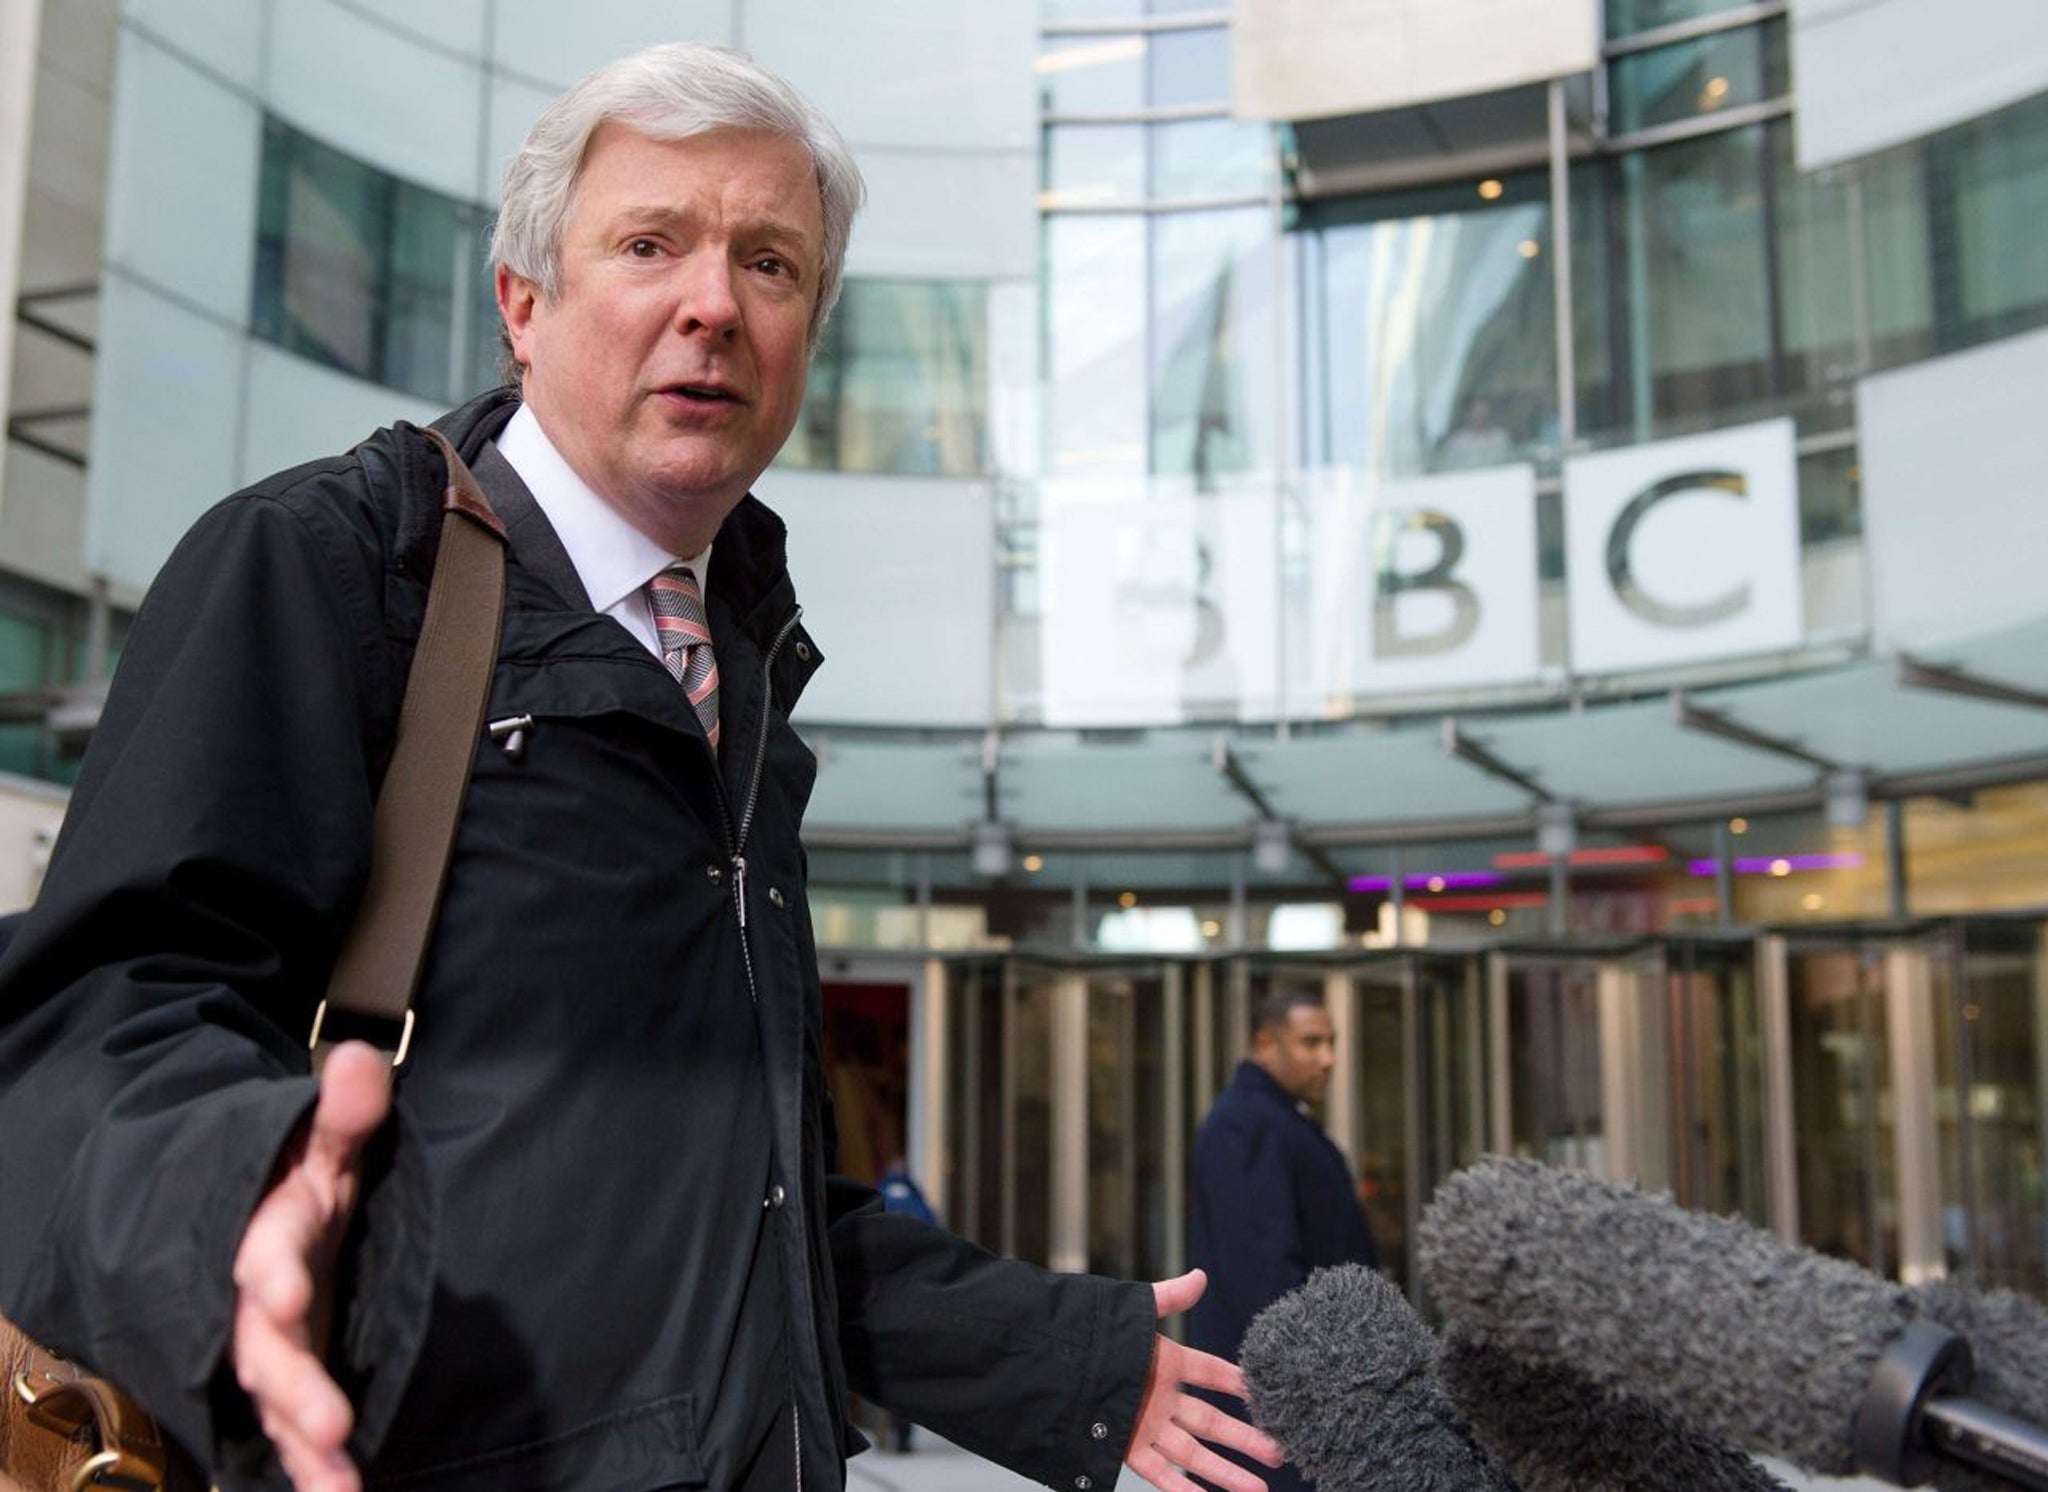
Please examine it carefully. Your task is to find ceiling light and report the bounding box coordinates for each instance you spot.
[1802,893,1825,911]
[1200,919,1222,938]
[1517,239,1541,259]
[1427,876,1447,893]
[1488,909,1507,926]
[1021,854,1044,873]
[1700,76,1731,109]
[1118,890,1139,908]
[1477,178,1504,200]
[1769,858,1793,877]
[1729,817,1749,835]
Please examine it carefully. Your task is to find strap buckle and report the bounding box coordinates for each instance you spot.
[307,999,415,1068]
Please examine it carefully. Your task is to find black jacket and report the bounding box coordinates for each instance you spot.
[0,388,1153,1491]
[1187,1061,1378,1360]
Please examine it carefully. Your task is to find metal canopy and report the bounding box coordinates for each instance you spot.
[798,615,2048,862]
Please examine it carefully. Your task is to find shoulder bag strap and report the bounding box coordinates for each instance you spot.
[312,427,508,1070]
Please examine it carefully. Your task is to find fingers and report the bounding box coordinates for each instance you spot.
[1154,1337,1249,1403]
[305,1042,394,1178]
[1170,1390,1285,1467]
[1150,1267,1207,1320]
[233,1291,358,1492]
[1126,1443,1205,1492]
[1152,1422,1270,1492]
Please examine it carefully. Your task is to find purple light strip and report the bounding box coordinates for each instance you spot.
[1686,853,1866,877]
[1348,871,1505,893]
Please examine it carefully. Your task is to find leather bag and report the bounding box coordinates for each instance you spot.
[0,429,506,1492]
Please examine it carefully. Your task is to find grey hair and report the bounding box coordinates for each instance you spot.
[491,42,865,354]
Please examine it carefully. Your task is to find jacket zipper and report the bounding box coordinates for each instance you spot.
[722,606,806,1492]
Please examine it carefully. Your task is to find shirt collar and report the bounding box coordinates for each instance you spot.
[494,403,711,610]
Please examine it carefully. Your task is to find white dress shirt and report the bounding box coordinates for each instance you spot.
[493,403,711,660]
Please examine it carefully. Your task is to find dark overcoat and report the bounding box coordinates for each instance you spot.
[0,388,1152,1491]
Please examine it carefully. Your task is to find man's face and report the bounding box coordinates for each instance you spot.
[499,123,822,555]
[1254,1004,1338,1107]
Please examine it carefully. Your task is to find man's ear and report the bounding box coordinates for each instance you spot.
[497,264,541,369]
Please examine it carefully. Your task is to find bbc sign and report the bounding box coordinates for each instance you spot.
[1040,419,1803,726]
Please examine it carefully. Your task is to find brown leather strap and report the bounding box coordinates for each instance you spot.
[5,1320,171,1491]
[315,428,507,1067]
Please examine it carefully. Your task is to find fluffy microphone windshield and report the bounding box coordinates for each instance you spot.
[1418,1157,1920,1477]
[1436,1325,1790,1492]
[1238,1264,1519,1492]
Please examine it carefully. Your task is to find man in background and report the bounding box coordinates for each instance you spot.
[1188,989,1380,1492]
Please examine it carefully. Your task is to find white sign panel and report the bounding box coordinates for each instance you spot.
[1858,325,2048,649]
[1564,420,1802,675]
[766,468,995,727]
[1233,0,1599,123]
[1792,0,2048,170]
[1040,479,1278,727]
[1310,463,1541,701]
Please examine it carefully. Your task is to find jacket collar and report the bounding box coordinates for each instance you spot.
[1230,1058,1314,1117]
[403,388,801,655]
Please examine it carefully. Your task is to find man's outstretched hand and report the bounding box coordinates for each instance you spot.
[230,1041,392,1492]
[1126,1269,1285,1492]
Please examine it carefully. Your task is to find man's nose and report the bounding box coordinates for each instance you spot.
[673,254,742,337]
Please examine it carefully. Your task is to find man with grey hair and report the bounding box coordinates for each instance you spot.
[0,41,1280,1492]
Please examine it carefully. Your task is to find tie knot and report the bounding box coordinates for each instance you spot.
[648,565,712,642]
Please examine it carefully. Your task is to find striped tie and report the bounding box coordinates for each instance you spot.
[647,564,720,754]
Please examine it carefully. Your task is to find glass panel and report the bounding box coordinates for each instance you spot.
[383,181,460,402]
[1942,91,2048,345]
[1351,971,1411,1291]
[1007,967,1057,1266]
[946,959,1006,1246]
[820,980,911,1188]
[252,117,470,402]
[1506,962,1605,1171]
[1045,123,1146,207]
[1665,940,1769,1226]
[1042,0,1146,19]
[1859,140,1938,369]
[1303,173,1556,479]
[1146,27,1231,108]
[1606,0,1748,39]
[1608,19,1786,136]
[1037,34,1147,114]
[1086,969,1170,1278]
[1771,121,1859,405]
[1612,126,1773,437]
[1151,116,1273,200]
[1945,922,2048,1296]
[1787,946,1895,1274]
[1045,214,1148,477]
[783,279,991,477]
[1150,207,1273,482]
[254,119,388,383]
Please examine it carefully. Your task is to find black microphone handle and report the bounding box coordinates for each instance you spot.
[1860,1319,2048,1491]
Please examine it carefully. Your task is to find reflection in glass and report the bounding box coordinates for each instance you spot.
[1935,924,2048,1296]
[1046,215,1148,477]
[1151,116,1273,201]
[1349,973,1412,1291]
[1301,175,1556,479]
[1665,940,1768,1226]
[1151,208,1274,483]
[1044,123,1147,207]
[1507,963,1605,1172]
[1613,126,1774,435]
[1608,20,1786,137]
[1086,971,1170,1279]
[1606,0,1748,38]
[1036,34,1147,115]
[252,118,473,402]
[783,280,990,478]
[1008,971,1056,1267]
[1147,27,1231,109]
[1941,90,2048,346]
[1788,947,1895,1274]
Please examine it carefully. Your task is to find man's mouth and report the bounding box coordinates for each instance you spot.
[667,383,740,404]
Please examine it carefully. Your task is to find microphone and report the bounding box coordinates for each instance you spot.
[1419,1157,2048,1491]
[1436,1324,1792,1492]
[1237,1263,1519,1492]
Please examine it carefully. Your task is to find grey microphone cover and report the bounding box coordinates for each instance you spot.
[1418,1157,1915,1476]
[1906,1279,2048,1492]
[1437,1323,1791,1492]
[1239,1264,1518,1492]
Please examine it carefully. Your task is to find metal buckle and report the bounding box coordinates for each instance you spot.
[68,1450,122,1492]
[13,1369,41,1405]
[307,1000,415,1068]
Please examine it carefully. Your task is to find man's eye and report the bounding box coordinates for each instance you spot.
[752,257,790,278]
[628,239,660,258]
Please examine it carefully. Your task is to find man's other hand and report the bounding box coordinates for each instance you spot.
[1126,1269,1285,1492]
[230,1041,392,1492]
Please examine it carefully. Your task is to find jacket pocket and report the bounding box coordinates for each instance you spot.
[367,1392,706,1491]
